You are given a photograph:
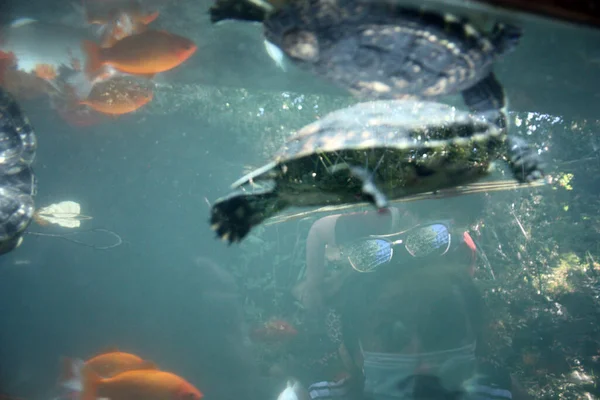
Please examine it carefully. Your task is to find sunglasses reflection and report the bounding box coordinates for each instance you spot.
[344,223,452,273]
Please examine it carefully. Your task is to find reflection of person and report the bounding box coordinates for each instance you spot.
[0,87,37,255]
[293,198,478,312]
[292,196,532,400]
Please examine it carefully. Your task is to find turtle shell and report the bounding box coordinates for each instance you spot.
[263,0,512,100]
[0,88,38,174]
[233,100,505,208]
[0,87,37,244]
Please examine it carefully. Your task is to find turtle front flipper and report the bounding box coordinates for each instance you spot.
[209,0,271,23]
[348,166,389,209]
[210,190,288,244]
[461,72,508,128]
[506,136,544,183]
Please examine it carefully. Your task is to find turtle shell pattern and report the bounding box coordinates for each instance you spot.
[236,100,506,208]
[0,88,37,242]
[0,88,38,174]
[263,0,502,100]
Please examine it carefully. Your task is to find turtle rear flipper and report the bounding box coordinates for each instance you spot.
[506,136,544,183]
[210,190,288,243]
[461,73,507,127]
[209,0,271,23]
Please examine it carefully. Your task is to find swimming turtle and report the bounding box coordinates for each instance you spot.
[209,0,522,123]
[209,99,543,243]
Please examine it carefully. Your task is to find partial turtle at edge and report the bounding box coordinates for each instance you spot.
[209,0,522,126]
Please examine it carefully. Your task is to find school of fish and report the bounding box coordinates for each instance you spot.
[59,347,203,400]
[0,0,197,124]
[0,2,312,400]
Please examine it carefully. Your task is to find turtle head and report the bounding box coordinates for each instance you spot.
[490,23,522,55]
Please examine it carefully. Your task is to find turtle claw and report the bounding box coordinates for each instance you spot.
[210,196,251,244]
[209,190,287,244]
[506,136,544,183]
[349,166,389,209]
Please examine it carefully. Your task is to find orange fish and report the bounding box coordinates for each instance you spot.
[34,63,58,80]
[84,350,156,377]
[1,69,57,101]
[60,348,157,391]
[0,51,17,85]
[250,319,298,343]
[81,367,203,400]
[50,84,107,127]
[83,30,196,77]
[80,76,153,115]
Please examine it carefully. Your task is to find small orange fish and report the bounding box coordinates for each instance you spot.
[60,349,157,391]
[34,63,58,80]
[0,61,57,101]
[50,87,106,127]
[80,91,152,115]
[81,367,203,400]
[83,30,196,77]
[80,77,153,115]
[250,319,298,343]
[85,351,156,377]
[0,51,17,85]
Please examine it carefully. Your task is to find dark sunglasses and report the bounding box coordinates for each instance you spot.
[343,221,453,273]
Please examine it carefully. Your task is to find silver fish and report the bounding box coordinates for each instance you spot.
[264,40,287,72]
[277,379,310,400]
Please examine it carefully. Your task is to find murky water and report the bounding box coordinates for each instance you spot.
[0,1,599,399]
